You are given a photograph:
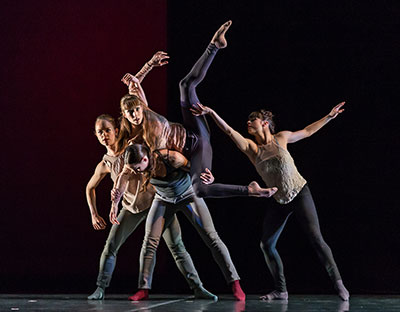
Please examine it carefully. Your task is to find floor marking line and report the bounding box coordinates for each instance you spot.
[128,297,190,311]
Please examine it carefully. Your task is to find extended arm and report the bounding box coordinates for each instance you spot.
[280,102,345,144]
[134,51,169,82]
[86,161,109,230]
[191,103,258,161]
[121,51,169,106]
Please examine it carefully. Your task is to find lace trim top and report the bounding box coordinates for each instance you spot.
[254,137,306,204]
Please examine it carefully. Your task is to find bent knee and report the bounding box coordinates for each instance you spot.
[260,240,276,254]
[179,77,189,90]
[167,240,186,254]
[309,235,328,249]
[179,77,196,96]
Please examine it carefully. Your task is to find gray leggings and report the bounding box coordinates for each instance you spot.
[96,208,202,289]
[138,194,240,289]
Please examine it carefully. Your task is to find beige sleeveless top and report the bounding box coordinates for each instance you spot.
[254,137,306,204]
[103,154,155,214]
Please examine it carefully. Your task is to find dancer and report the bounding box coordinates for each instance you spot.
[190,102,350,301]
[110,143,246,301]
[118,21,277,199]
[86,114,216,300]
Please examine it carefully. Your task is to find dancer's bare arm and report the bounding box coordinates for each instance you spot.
[157,149,190,171]
[134,51,169,82]
[191,103,258,162]
[156,149,213,183]
[277,102,345,145]
[121,51,169,106]
[86,161,110,230]
[121,74,149,107]
[109,166,142,224]
[109,166,132,224]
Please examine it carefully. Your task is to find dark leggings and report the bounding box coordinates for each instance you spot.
[260,185,342,292]
[179,43,248,198]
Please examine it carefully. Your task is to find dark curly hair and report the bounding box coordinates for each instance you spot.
[124,143,155,192]
[248,109,276,133]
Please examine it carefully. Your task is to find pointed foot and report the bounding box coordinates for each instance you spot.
[211,20,232,49]
[248,181,278,198]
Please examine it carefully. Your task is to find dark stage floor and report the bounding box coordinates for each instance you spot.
[1,294,399,311]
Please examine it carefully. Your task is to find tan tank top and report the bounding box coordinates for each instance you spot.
[103,154,155,214]
[254,137,306,204]
[142,108,187,152]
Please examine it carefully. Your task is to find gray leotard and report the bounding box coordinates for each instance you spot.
[150,151,192,203]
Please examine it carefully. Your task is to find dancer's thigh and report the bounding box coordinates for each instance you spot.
[293,186,323,238]
[179,196,217,236]
[190,139,213,182]
[107,209,148,249]
[261,202,293,244]
[162,213,183,245]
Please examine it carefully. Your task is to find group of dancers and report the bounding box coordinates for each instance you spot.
[85,21,349,302]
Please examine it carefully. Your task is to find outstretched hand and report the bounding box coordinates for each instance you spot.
[148,51,169,67]
[200,168,214,184]
[190,103,212,116]
[328,101,345,119]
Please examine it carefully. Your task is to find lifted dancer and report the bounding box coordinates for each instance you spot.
[118,21,277,199]
[191,102,350,301]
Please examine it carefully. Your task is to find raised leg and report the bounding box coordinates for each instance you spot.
[178,22,276,199]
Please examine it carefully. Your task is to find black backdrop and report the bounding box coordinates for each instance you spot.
[1,0,399,295]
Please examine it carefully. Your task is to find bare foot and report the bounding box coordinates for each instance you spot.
[211,20,232,49]
[248,181,277,198]
[260,290,288,301]
[335,280,350,301]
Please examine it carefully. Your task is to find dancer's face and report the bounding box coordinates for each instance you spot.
[95,120,118,146]
[129,156,149,173]
[247,117,263,135]
[123,105,144,126]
